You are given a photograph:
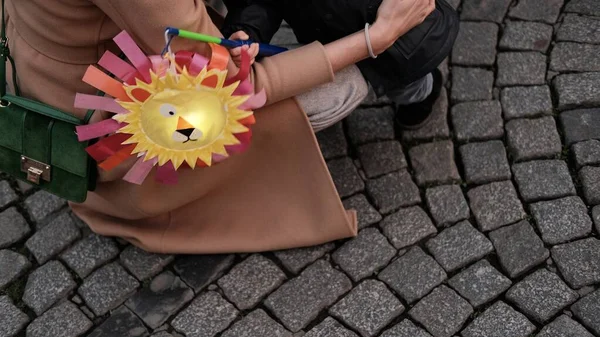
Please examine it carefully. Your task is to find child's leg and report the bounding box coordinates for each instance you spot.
[387,73,433,106]
[296,65,369,132]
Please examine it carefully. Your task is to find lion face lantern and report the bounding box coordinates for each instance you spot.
[73,31,264,185]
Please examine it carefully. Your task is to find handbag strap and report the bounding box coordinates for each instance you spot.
[0,0,18,98]
[0,0,96,124]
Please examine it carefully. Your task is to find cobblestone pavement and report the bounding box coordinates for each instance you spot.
[2,1,600,336]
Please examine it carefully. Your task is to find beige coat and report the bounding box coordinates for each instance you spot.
[6,0,357,253]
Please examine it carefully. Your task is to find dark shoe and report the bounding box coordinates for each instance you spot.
[394,68,443,130]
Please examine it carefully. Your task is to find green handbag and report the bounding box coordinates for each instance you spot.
[0,0,97,202]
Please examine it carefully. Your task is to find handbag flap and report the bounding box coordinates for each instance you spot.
[0,100,88,177]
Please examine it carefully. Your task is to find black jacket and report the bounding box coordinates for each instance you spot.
[221,0,459,94]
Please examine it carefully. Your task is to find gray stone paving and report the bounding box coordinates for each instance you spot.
[3,2,600,336]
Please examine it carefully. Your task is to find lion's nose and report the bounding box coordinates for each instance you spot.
[177,117,194,130]
[176,128,195,138]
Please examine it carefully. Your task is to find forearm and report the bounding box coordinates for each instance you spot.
[324,23,394,73]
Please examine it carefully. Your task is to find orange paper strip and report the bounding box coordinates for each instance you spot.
[208,43,229,71]
[82,66,129,101]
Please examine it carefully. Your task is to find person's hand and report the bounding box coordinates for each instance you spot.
[228,31,259,67]
[369,0,435,54]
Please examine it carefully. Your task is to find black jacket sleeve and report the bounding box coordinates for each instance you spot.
[221,0,284,43]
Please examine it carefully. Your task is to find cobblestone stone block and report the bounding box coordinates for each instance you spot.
[125,272,194,329]
[24,190,66,223]
[316,122,347,160]
[409,140,460,186]
[366,170,421,214]
[0,180,18,208]
[264,260,352,332]
[579,166,600,205]
[565,0,600,15]
[554,73,600,110]
[305,317,359,337]
[489,220,549,278]
[461,301,535,337]
[78,262,139,316]
[347,107,395,145]
[506,117,562,162]
[357,141,406,178]
[26,301,93,337]
[448,260,511,308]
[401,88,450,142]
[25,212,80,264]
[426,221,493,272]
[552,238,600,289]
[342,194,382,229]
[88,306,149,337]
[23,260,76,315]
[60,234,119,278]
[151,333,174,337]
[0,295,29,337]
[572,140,600,168]
[572,289,600,336]
[378,247,447,303]
[508,0,563,23]
[538,315,595,337]
[332,228,396,282]
[409,286,473,337]
[425,185,470,227]
[274,243,335,274]
[560,108,600,145]
[172,291,239,337]
[218,254,286,310]
[0,207,29,248]
[173,254,234,292]
[0,249,30,289]
[557,14,600,44]
[381,206,437,250]
[530,196,592,245]
[328,157,364,198]
[221,309,292,337]
[468,181,526,232]
[120,245,174,281]
[451,67,494,102]
[496,52,547,87]
[380,320,433,337]
[513,160,576,202]
[507,269,578,323]
[451,22,498,66]
[460,0,511,22]
[551,42,600,73]
[499,21,553,52]
[501,86,553,120]
[330,280,404,337]
[460,141,511,185]
[451,101,503,143]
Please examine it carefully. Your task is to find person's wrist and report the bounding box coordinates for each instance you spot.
[368,20,399,55]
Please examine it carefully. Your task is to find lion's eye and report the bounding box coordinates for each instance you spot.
[159,104,177,117]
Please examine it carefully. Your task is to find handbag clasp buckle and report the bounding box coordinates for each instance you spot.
[20,156,51,184]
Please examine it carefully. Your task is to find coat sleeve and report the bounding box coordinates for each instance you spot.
[92,0,334,105]
[221,0,284,43]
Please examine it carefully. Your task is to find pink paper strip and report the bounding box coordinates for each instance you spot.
[211,153,228,163]
[188,54,209,75]
[148,55,169,77]
[123,156,158,185]
[74,93,128,114]
[155,162,178,185]
[113,31,152,83]
[75,119,124,141]
[98,51,139,82]
[238,89,267,110]
[233,79,253,96]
